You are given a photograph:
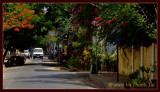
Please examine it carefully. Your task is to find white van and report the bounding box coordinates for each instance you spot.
[33,48,44,59]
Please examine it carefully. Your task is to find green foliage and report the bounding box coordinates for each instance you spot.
[69,55,82,67]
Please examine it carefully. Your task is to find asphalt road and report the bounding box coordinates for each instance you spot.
[3,57,99,89]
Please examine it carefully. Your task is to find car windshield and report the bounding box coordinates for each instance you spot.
[34,49,42,52]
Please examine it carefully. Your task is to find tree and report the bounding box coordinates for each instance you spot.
[3,3,52,62]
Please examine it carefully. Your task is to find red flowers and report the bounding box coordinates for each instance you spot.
[21,25,26,28]
[106,20,111,24]
[120,15,123,18]
[20,12,25,16]
[3,12,8,15]
[26,10,30,13]
[8,22,12,25]
[14,28,20,31]
[122,21,127,26]
[3,25,9,28]
[13,16,17,18]
[112,18,116,21]
[43,10,46,13]
[95,16,100,21]
[34,14,38,17]
[28,17,32,20]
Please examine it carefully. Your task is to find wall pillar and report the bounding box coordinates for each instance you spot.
[151,42,155,80]
[131,45,134,73]
[140,45,144,78]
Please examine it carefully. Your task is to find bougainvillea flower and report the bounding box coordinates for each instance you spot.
[23,4,26,7]
[26,10,30,13]
[95,8,98,12]
[122,21,127,26]
[3,25,9,28]
[73,20,78,23]
[22,20,28,24]
[100,21,104,27]
[79,6,82,10]
[21,25,26,28]
[106,20,111,24]
[91,20,96,25]
[8,22,12,25]
[14,28,20,31]
[61,33,63,35]
[25,23,29,27]
[11,25,16,27]
[3,12,8,15]
[17,21,21,24]
[120,15,123,18]
[11,18,15,21]
[77,9,80,12]
[28,17,32,20]
[13,16,17,18]
[95,23,98,26]
[20,12,25,16]
[112,18,116,21]
[95,16,100,21]
[34,14,38,17]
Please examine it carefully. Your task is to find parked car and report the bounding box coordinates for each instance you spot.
[24,50,30,59]
[33,48,44,59]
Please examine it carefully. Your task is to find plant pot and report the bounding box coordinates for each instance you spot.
[90,64,96,74]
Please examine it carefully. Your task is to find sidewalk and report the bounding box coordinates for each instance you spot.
[89,72,125,89]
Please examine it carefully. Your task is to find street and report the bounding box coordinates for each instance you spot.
[3,57,99,89]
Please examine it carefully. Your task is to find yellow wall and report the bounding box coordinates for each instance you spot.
[119,43,157,79]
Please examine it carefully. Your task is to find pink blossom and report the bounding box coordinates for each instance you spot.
[95,16,100,21]
[77,9,80,12]
[91,20,96,25]
[73,24,79,28]
[95,8,98,12]
[73,20,78,23]
[79,6,82,10]
[106,20,111,24]
[61,33,63,35]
